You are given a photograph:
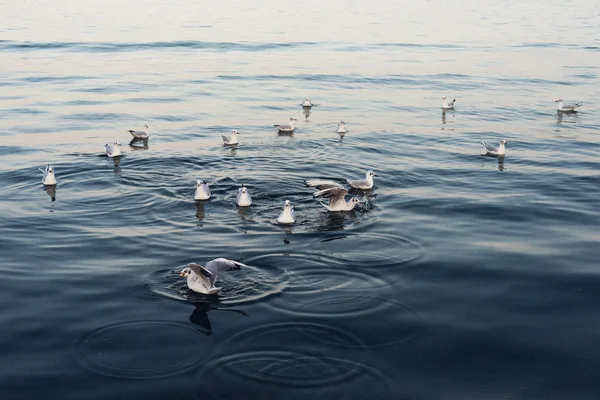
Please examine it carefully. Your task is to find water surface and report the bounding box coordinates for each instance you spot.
[1,1,600,399]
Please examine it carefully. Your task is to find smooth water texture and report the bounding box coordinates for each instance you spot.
[1,0,600,399]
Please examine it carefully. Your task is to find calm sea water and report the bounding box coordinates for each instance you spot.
[1,1,600,399]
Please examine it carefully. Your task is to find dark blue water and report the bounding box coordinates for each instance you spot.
[1,1,600,399]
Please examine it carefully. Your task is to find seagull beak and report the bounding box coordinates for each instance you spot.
[373,173,378,176]
[179,272,185,277]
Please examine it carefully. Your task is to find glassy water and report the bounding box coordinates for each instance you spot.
[1,1,599,399]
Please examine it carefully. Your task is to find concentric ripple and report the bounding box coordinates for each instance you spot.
[194,351,392,400]
[245,253,392,294]
[73,320,213,379]
[220,321,365,351]
[309,232,424,269]
[135,262,289,305]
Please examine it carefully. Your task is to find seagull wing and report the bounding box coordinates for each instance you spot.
[188,263,213,279]
[313,187,348,208]
[305,179,344,189]
[205,258,247,286]
[479,141,498,153]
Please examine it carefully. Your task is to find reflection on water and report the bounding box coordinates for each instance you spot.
[498,158,505,171]
[303,106,311,122]
[45,185,56,201]
[195,200,206,221]
[129,139,149,150]
[189,297,249,334]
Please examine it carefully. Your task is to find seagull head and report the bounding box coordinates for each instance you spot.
[241,185,248,194]
[290,117,298,121]
[500,140,507,145]
[367,170,377,178]
[442,96,447,100]
[555,99,563,103]
[351,197,361,206]
[284,199,292,207]
[179,266,193,278]
[115,141,121,146]
[340,120,345,124]
[232,129,239,135]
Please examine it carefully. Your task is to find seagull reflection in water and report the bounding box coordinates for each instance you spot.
[129,139,149,150]
[188,296,249,335]
[45,185,56,201]
[303,107,311,122]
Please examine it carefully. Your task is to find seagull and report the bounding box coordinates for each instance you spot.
[306,170,377,190]
[222,130,239,146]
[302,98,312,107]
[313,187,361,212]
[179,258,247,295]
[236,184,252,206]
[194,180,211,200]
[129,125,149,140]
[38,164,57,186]
[336,120,347,134]
[105,142,121,157]
[480,140,507,157]
[274,117,298,134]
[277,200,295,224]
[442,97,456,110]
[346,170,377,189]
[555,99,583,113]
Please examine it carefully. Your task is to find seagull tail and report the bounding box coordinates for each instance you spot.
[479,140,486,148]
[273,124,280,128]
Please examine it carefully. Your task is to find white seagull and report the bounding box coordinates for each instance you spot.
[302,98,312,107]
[105,142,122,157]
[336,120,347,134]
[222,129,240,146]
[442,97,456,110]
[480,140,507,157]
[194,180,211,200]
[129,125,149,140]
[179,258,247,295]
[274,117,298,134]
[39,164,57,186]
[313,186,361,212]
[277,200,295,224]
[555,99,583,113]
[236,184,252,206]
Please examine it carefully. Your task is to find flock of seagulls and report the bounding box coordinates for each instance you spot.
[37,96,584,294]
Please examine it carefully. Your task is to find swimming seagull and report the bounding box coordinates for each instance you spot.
[442,97,456,110]
[346,170,377,189]
[194,180,211,200]
[39,164,57,186]
[313,187,361,212]
[105,142,122,157]
[129,125,149,140]
[555,99,583,113]
[480,140,507,157]
[180,258,248,295]
[336,120,347,134]
[236,184,252,206]
[222,130,239,146]
[274,117,298,134]
[277,200,295,224]
[302,98,312,107]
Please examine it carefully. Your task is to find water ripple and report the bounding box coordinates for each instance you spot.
[73,320,213,379]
